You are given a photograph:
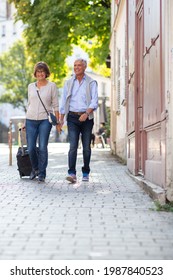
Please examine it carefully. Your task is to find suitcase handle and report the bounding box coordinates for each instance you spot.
[18,128,25,156]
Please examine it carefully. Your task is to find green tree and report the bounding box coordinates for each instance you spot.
[0,40,33,112]
[9,0,111,80]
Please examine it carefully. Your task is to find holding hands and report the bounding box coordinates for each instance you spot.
[56,114,64,133]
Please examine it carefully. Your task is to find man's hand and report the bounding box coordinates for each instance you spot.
[59,114,65,126]
[79,113,88,122]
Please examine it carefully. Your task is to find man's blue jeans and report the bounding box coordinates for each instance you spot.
[26,119,52,178]
[67,113,94,175]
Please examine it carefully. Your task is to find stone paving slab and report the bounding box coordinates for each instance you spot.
[0,143,173,260]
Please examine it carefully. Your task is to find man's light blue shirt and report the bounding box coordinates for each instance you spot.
[60,75,98,114]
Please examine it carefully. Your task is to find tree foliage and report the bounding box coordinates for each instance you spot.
[9,0,111,80]
[0,40,33,112]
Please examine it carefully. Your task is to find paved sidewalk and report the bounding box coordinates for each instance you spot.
[0,143,173,260]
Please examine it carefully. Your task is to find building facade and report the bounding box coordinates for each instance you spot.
[110,0,173,201]
[0,1,111,143]
[0,0,25,143]
[0,0,23,53]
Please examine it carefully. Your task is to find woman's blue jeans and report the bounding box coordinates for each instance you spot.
[67,113,94,175]
[26,119,52,178]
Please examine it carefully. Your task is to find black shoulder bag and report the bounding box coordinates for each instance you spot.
[36,89,59,126]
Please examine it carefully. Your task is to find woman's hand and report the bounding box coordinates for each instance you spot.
[56,123,62,133]
[22,124,26,130]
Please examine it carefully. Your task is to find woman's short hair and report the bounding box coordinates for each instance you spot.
[33,61,50,78]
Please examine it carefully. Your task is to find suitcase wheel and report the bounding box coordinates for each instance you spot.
[19,171,24,178]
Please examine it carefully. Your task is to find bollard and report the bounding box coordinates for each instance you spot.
[8,120,12,166]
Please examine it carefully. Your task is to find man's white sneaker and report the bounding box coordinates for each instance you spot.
[82,173,89,182]
[66,174,77,183]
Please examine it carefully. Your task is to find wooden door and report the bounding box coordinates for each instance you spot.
[135,1,145,175]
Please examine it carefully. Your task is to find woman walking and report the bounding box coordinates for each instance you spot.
[25,61,60,182]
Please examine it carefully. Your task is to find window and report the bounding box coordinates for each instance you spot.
[13,23,16,35]
[1,25,6,37]
[101,82,106,97]
[7,2,12,19]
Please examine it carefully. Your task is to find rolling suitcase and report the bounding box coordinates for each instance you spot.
[16,128,32,178]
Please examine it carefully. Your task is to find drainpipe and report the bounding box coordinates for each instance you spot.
[8,120,12,166]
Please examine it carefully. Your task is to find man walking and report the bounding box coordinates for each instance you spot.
[60,58,98,183]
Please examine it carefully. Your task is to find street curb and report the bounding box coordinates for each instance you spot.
[126,170,166,205]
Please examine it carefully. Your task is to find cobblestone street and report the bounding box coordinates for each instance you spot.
[0,143,173,260]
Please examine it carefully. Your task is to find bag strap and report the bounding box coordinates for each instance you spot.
[35,84,49,116]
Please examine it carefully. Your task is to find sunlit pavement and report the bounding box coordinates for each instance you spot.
[0,143,173,260]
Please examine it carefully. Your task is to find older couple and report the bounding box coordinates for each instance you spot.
[24,59,98,183]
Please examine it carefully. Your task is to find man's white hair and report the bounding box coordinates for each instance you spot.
[74,58,87,67]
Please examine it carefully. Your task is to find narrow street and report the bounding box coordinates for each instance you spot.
[0,143,173,260]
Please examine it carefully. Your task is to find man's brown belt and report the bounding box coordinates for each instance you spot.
[69,111,85,116]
